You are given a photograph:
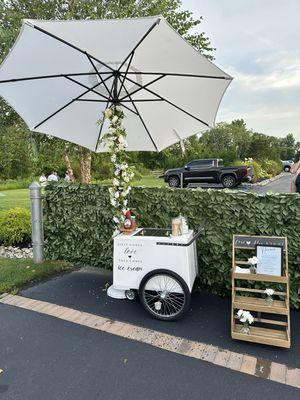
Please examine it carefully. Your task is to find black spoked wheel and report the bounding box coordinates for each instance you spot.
[139,270,191,321]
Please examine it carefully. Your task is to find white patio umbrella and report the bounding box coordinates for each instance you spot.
[0,16,232,152]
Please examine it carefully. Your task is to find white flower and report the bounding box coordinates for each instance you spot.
[123,175,130,183]
[123,199,128,206]
[120,163,128,170]
[113,216,119,224]
[110,199,117,207]
[104,108,113,119]
[264,288,274,296]
[114,169,120,176]
[113,178,119,187]
[112,115,119,123]
[237,309,254,324]
[114,191,120,199]
[111,154,117,163]
[248,256,258,265]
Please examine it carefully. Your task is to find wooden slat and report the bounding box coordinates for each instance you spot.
[233,295,288,315]
[234,287,286,296]
[233,272,288,283]
[232,324,290,348]
[234,316,287,326]
[235,260,250,265]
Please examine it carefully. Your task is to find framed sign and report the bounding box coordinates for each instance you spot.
[256,245,283,276]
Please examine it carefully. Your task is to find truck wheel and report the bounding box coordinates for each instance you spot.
[284,166,290,172]
[168,176,180,188]
[139,270,191,321]
[221,175,236,188]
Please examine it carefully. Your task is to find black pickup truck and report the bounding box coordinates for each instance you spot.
[161,159,250,188]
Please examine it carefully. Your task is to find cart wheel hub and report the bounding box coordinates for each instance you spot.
[160,291,168,300]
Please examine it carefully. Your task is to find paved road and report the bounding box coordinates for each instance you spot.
[253,173,292,194]
[1,268,298,400]
[190,173,292,194]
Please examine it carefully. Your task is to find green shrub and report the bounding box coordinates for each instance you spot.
[0,208,31,245]
[44,184,300,308]
[261,159,282,177]
[238,159,276,181]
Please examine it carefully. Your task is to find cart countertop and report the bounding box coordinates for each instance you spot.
[115,228,194,243]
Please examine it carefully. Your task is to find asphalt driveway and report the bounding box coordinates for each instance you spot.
[0,299,298,400]
[19,268,300,369]
[0,267,299,400]
[190,172,292,193]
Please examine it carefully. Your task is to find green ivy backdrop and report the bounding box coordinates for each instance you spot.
[44,183,300,308]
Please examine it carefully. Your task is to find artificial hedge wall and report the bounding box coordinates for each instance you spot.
[44,183,300,308]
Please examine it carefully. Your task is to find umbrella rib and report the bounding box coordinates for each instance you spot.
[121,74,211,127]
[118,74,166,102]
[31,24,114,72]
[76,99,109,102]
[120,72,232,80]
[34,73,114,129]
[0,72,112,85]
[118,18,160,72]
[119,78,158,152]
[117,51,135,99]
[121,99,163,102]
[119,102,138,116]
[65,76,110,100]
[85,54,111,95]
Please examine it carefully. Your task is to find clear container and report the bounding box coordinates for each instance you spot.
[172,217,182,236]
[181,215,189,234]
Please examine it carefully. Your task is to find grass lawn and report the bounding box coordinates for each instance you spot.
[132,175,166,188]
[0,175,167,211]
[0,258,74,295]
[0,188,30,211]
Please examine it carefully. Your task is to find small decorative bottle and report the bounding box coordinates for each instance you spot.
[123,210,132,230]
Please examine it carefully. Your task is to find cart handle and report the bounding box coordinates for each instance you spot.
[156,225,205,247]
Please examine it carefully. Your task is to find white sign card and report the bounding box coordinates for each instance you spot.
[256,245,283,276]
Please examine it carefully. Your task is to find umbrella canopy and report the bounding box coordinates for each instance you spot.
[0,16,232,152]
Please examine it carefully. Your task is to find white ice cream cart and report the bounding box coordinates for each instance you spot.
[107,226,204,320]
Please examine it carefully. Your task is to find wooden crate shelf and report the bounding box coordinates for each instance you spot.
[233,295,288,315]
[232,323,290,348]
[231,235,291,348]
[233,272,288,283]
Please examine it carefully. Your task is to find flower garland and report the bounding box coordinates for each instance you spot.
[99,107,134,228]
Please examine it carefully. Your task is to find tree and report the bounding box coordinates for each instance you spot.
[0,0,214,182]
[278,133,296,160]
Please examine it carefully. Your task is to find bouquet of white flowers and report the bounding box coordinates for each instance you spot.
[247,256,259,274]
[237,309,254,334]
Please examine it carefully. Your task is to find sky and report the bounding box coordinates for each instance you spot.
[182,0,300,140]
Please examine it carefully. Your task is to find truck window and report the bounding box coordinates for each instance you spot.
[187,160,213,169]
